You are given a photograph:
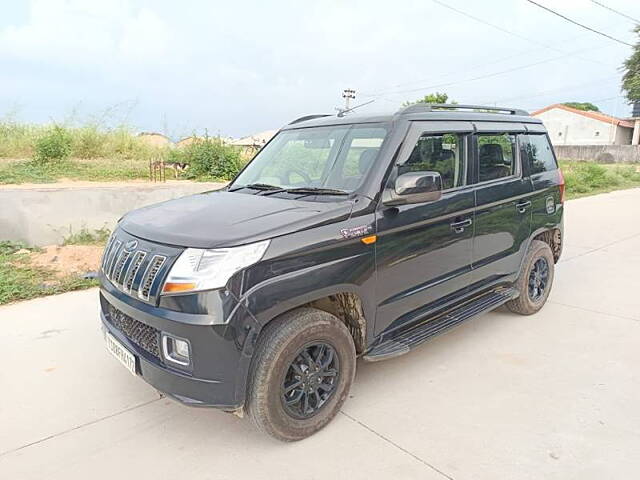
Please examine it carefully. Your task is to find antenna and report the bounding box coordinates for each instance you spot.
[336,99,375,117]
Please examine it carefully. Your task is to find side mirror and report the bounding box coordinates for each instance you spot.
[382,171,443,206]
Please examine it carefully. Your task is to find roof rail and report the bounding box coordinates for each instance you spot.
[288,114,332,125]
[398,103,529,117]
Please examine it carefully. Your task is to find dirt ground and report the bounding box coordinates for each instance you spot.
[29,245,103,277]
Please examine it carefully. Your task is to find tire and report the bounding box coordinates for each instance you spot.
[506,240,555,315]
[246,307,356,441]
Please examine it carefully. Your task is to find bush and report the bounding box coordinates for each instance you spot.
[62,226,111,245]
[181,137,244,180]
[34,126,73,163]
[0,119,41,158]
[73,125,106,158]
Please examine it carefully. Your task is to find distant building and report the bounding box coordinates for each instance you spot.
[137,132,171,147]
[176,136,200,148]
[532,104,635,146]
[230,129,278,149]
[176,135,233,148]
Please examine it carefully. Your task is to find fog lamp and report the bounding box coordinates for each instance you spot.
[162,334,191,366]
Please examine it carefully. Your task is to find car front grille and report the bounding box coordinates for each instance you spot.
[107,304,161,359]
[101,231,179,304]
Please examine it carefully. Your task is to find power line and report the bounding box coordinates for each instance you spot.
[429,0,611,68]
[589,1,640,25]
[362,37,614,97]
[480,75,620,105]
[524,0,633,47]
[366,45,610,100]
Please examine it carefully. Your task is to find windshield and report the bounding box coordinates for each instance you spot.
[231,124,389,193]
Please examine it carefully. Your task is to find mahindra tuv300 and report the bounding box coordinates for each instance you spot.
[99,104,564,441]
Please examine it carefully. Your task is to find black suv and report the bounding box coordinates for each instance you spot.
[99,104,564,441]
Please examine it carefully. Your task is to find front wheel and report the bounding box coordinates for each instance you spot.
[246,308,356,441]
[507,240,555,315]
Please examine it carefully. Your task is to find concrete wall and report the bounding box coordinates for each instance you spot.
[554,145,640,163]
[0,182,225,246]
[534,108,633,146]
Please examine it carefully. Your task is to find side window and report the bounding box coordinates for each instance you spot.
[398,133,465,190]
[523,134,557,174]
[476,133,517,182]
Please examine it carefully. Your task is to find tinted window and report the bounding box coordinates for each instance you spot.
[524,134,557,174]
[476,133,516,182]
[399,134,465,190]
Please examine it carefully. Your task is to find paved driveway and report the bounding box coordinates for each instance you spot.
[1,189,639,479]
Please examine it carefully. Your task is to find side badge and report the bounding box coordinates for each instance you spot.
[340,225,373,239]
[545,196,555,215]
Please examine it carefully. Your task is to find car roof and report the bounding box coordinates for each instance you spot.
[282,104,544,130]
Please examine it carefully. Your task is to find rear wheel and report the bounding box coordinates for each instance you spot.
[246,307,356,441]
[507,240,555,315]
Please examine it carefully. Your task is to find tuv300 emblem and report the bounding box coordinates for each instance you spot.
[340,225,372,239]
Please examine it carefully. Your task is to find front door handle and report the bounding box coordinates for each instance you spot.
[516,201,532,213]
[450,218,472,233]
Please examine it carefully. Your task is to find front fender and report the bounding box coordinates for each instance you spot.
[242,252,375,332]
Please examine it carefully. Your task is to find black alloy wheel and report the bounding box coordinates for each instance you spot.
[528,257,549,302]
[281,343,339,419]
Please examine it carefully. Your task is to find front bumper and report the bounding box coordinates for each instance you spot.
[100,283,258,410]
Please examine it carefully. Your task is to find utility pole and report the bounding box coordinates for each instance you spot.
[342,89,356,110]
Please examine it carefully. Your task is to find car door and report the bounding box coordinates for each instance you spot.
[470,123,533,288]
[374,121,475,336]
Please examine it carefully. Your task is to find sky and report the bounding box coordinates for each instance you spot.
[0,0,638,139]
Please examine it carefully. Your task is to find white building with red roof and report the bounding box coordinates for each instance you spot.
[532,104,636,146]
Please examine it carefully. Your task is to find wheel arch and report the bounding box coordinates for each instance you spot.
[254,289,369,356]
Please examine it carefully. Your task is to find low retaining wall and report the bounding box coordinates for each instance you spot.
[554,145,640,163]
[0,181,225,246]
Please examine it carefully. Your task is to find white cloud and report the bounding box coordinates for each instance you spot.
[0,0,637,135]
[0,0,170,68]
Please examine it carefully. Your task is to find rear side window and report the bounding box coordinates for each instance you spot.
[523,134,557,173]
[399,133,465,190]
[476,133,516,182]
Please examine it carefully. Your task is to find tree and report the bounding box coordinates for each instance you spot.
[403,92,455,107]
[622,25,640,104]
[562,102,600,112]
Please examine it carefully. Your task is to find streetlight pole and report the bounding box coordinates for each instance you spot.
[342,89,356,111]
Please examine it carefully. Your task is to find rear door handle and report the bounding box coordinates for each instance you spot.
[516,201,531,213]
[450,218,472,233]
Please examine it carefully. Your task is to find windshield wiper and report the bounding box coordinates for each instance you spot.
[229,183,283,192]
[283,187,349,196]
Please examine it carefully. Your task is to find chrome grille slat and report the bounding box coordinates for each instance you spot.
[101,234,116,271]
[105,240,122,279]
[112,250,132,285]
[138,255,166,301]
[123,251,146,293]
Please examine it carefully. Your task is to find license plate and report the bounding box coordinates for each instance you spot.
[106,332,137,376]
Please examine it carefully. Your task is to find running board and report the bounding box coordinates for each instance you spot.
[363,287,518,362]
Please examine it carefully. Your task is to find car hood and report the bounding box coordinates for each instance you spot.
[119,190,355,248]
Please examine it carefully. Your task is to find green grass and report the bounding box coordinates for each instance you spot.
[0,241,97,305]
[0,157,151,184]
[560,160,640,199]
[62,226,111,246]
[0,118,163,161]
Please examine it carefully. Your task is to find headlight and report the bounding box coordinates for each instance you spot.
[162,240,270,294]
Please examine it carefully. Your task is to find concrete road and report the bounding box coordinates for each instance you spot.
[1,188,639,480]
